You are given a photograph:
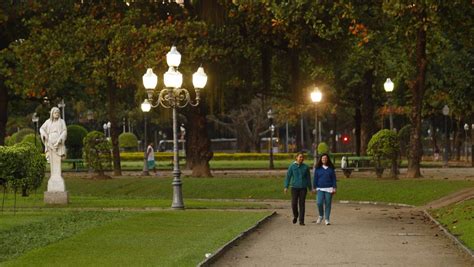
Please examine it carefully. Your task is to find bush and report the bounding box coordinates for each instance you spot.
[367,129,400,178]
[66,125,88,159]
[20,133,43,153]
[7,128,35,145]
[119,132,138,151]
[0,143,46,193]
[83,131,112,175]
[317,142,329,154]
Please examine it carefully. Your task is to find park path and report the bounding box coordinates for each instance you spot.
[212,202,473,267]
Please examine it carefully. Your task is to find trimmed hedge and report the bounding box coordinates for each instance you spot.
[6,128,35,146]
[119,132,138,151]
[0,143,46,192]
[20,133,43,153]
[83,131,112,175]
[118,152,357,162]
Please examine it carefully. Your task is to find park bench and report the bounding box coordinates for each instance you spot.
[62,159,86,172]
[340,156,373,178]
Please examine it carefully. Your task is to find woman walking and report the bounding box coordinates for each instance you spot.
[313,153,337,225]
[284,152,312,225]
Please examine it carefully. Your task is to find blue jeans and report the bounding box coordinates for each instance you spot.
[317,190,333,220]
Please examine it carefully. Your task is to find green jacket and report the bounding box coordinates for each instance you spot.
[284,162,312,190]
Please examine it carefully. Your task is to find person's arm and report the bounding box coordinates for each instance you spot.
[306,167,312,191]
[284,165,292,193]
[313,168,318,191]
[332,168,337,193]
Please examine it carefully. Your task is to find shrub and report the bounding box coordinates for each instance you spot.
[317,142,329,154]
[0,143,46,194]
[83,131,112,175]
[119,132,138,151]
[7,128,35,145]
[66,125,88,159]
[20,133,43,153]
[367,129,400,178]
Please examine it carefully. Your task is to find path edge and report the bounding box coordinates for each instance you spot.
[197,211,277,267]
[423,210,474,258]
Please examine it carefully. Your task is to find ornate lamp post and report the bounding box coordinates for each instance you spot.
[32,113,39,147]
[141,99,151,175]
[103,122,111,139]
[442,105,450,168]
[464,123,469,162]
[384,78,394,130]
[310,88,322,162]
[267,109,275,169]
[142,46,207,210]
[58,99,66,123]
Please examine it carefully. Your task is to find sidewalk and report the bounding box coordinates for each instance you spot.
[212,202,473,267]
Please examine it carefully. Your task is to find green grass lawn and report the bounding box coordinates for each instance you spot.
[1,210,271,266]
[4,176,472,208]
[430,199,474,250]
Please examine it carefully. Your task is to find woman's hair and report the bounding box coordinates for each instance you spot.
[316,153,335,169]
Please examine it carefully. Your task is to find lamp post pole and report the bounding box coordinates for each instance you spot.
[32,113,39,147]
[141,46,208,210]
[464,123,469,162]
[310,88,322,164]
[267,109,274,170]
[442,105,450,168]
[58,99,66,123]
[384,78,394,130]
[141,100,151,176]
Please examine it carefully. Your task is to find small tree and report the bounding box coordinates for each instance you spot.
[317,142,330,155]
[7,128,35,145]
[367,129,400,179]
[83,131,112,179]
[66,125,88,159]
[119,132,138,152]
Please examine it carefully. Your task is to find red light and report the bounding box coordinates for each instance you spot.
[342,135,350,144]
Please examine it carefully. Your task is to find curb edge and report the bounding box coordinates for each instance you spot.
[197,211,277,267]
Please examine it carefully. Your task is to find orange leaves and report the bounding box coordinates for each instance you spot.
[349,20,369,46]
[271,19,283,28]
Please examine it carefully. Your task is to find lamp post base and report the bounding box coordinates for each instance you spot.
[44,191,69,205]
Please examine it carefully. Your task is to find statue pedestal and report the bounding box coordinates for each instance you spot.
[44,191,69,204]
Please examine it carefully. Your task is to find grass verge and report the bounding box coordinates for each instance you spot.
[430,199,474,250]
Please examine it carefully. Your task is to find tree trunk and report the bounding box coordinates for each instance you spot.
[360,71,377,155]
[289,49,302,151]
[107,78,122,176]
[186,106,213,177]
[455,118,462,160]
[0,81,7,146]
[332,112,337,153]
[354,107,361,156]
[407,11,427,178]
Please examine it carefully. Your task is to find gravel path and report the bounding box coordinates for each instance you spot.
[212,202,473,267]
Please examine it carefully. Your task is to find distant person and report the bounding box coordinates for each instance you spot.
[146,142,157,174]
[312,153,337,225]
[434,147,440,161]
[284,152,312,226]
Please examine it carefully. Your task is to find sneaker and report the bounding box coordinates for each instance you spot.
[299,222,305,226]
[325,219,330,225]
[292,218,297,224]
[316,216,323,224]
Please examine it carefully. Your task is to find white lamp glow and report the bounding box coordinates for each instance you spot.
[166,46,181,67]
[143,68,158,89]
[141,99,151,112]
[384,78,394,92]
[192,67,208,89]
[311,88,322,103]
[163,67,183,88]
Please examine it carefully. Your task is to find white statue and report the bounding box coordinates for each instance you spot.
[40,107,67,192]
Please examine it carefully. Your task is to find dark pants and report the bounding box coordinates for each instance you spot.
[291,188,307,223]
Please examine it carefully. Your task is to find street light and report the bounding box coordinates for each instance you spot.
[58,99,66,123]
[310,88,322,162]
[32,113,39,147]
[141,99,151,176]
[464,123,469,162]
[267,109,275,169]
[103,122,111,139]
[141,46,207,210]
[384,78,394,130]
[442,105,450,168]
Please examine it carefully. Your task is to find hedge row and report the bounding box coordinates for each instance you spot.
[119,152,356,161]
[0,143,46,192]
